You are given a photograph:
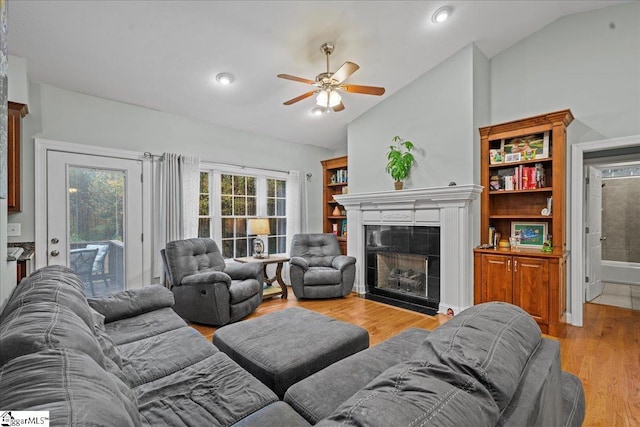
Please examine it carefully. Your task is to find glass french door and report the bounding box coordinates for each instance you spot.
[46,151,143,297]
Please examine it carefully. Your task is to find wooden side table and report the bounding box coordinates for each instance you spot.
[234,255,289,299]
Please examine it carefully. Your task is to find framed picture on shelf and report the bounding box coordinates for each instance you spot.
[511,222,547,249]
[502,132,549,161]
[504,152,521,163]
[341,219,347,237]
[489,148,504,165]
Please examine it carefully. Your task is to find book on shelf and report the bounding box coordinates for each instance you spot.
[332,223,338,235]
[334,169,348,183]
[495,163,546,191]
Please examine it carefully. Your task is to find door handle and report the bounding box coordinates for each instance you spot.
[507,259,511,272]
[600,236,606,241]
[50,250,60,257]
[50,237,59,244]
[514,260,518,272]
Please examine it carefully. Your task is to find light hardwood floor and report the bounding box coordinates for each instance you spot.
[191,292,640,427]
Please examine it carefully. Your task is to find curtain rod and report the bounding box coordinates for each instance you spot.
[143,152,312,179]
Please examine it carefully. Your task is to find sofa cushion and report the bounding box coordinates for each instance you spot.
[0,265,94,329]
[104,306,187,345]
[317,360,500,427]
[90,307,125,368]
[0,349,141,427]
[411,301,542,412]
[134,352,278,426]
[303,267,342,285]
[0,301,106,368]
[118,326,218,387]
[231,402,312,427]
[562,372,586,427]
[88,285,175,323]
[285,327,431,424]
[497,338,563,426]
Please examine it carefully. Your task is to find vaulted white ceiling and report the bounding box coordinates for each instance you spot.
[7,1,626,150]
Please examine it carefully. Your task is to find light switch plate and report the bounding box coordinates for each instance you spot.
[7,223,21,237]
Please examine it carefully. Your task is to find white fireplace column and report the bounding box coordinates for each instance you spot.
[334,185,482,315]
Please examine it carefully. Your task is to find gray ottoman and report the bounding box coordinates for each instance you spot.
[213,307,370,398]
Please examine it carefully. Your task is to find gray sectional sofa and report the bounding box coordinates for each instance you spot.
[0,266,585,426]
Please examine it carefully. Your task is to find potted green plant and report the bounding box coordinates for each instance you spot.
[385,135,416,190]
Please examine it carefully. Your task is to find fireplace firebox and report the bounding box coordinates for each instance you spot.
[365,225,440,315]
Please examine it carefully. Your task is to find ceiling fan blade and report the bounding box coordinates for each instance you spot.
[331,62,360,84]
[332,102,345,112]
[277,74,315,85]
[342,84,386,96]
[283,90,317,105]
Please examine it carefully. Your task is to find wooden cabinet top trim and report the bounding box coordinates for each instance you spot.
[8,101,29,117]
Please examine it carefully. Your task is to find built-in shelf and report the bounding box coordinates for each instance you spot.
[475,109,573,337]
[321,156,348,255]
[489,214,553,219]
[489,187,553,195]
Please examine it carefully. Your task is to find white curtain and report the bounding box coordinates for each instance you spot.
[180,156,200,239]
[283,169,307,284]
[158,153,200,285]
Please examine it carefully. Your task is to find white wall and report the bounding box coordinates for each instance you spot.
[8,55,29,105]
[490,2,639,140]
[8,82,332,243]
[349,44,477,192]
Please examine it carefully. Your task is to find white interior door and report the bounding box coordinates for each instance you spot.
[46,151,143,296]
[585,166,603,301]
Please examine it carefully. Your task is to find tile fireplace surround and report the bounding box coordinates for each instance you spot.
[334,184,482,315]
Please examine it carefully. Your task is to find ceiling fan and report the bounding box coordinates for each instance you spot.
[277,42,385,113]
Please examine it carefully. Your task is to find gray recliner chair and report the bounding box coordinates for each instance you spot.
[161,238,263,326]
[289,233,356,299]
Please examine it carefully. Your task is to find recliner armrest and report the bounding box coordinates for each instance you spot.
[332,255,356,271]
[225,262,262,280]
[290,257,309,271]
[182,271,231,287]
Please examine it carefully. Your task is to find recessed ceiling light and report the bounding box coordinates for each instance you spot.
[432,6,452,23]
[216,72,234,85]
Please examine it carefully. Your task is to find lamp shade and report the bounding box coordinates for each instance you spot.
[247,218,270,235]
[316,90,341,108]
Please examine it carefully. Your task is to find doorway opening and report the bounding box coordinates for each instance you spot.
[570,135,640,325]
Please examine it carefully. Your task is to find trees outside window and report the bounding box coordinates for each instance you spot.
[198,169,286,259]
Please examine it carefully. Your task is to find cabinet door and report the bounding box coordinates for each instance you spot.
[513,257,549,324]
[481,254,513,303]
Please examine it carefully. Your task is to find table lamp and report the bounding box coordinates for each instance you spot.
[247,218,270,259]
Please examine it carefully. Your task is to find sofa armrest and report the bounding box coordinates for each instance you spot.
[290,257,309,271]
[225,262,262,281]
[182,271,231,287]
[87,285,174,323]
[332,255,356,271]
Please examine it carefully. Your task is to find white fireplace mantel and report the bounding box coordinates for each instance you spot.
[334,184,482,315]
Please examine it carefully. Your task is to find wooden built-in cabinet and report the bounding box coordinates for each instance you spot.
[7,102,28,212]
[474,110,572,335]
[321,156,348,255]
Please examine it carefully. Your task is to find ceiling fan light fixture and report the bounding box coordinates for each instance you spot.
[432,6,452,23]
[316,90,341,108]
[215,72,234,85]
